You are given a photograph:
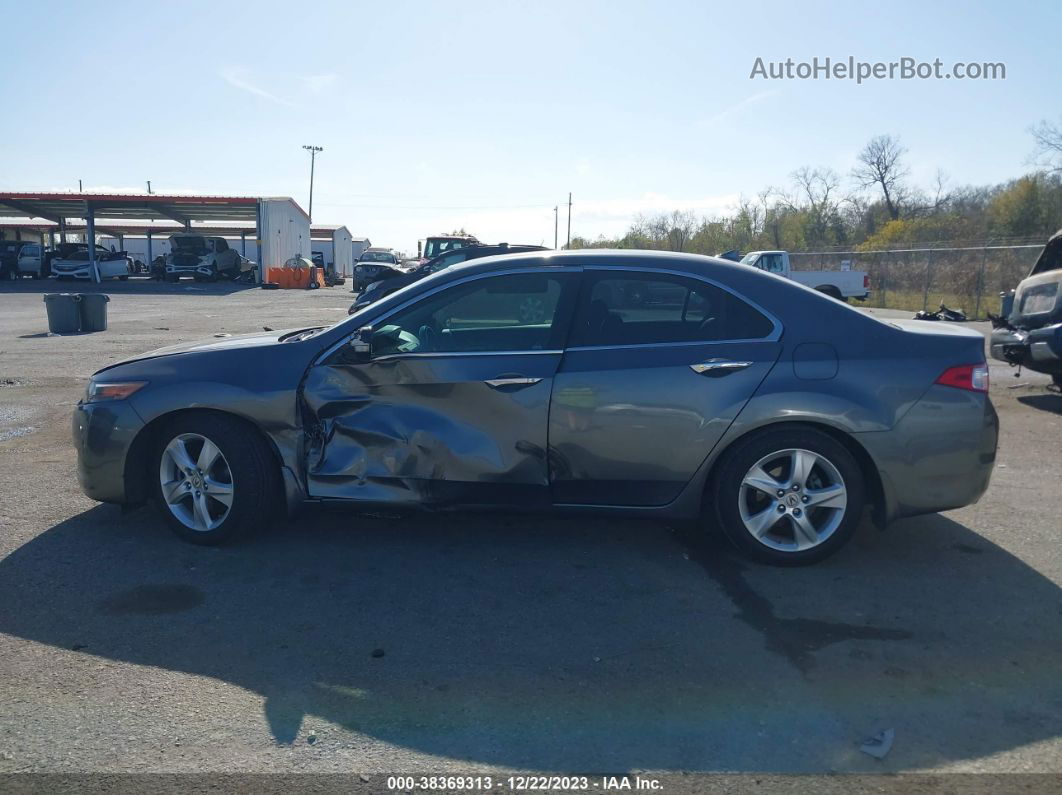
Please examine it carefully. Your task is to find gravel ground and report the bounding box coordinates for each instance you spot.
[0,280,1059,777]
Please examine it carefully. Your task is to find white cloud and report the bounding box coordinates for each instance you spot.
[697,90,778,129]
[220,66,295,107]
[301,73,338,95]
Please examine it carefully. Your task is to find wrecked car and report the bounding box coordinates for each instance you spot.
[352,248,401,291]
[73,250,997,566]
[990,230,1062,388]
[349,243,548,313]
[50,247,132,280]
[164,234,253,282]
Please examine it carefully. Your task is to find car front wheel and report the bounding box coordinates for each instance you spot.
[711,427,864,565]
[154,414,279,545]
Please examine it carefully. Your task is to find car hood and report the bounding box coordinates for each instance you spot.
[93,329,304,374]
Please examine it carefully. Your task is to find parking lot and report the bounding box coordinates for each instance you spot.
[0,280,1059,775]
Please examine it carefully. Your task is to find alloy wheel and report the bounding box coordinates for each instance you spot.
[159,433,235,532]
[737,448,847,552]
[518,296,546,324]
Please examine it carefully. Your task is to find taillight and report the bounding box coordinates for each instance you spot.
[936,364,989,393]
[863,274,870,289]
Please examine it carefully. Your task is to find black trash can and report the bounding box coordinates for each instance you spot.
[43,293,81,334]
[79,293,110,332]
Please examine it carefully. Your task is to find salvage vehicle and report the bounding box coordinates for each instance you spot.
[349,243,548,313]
[50,247,132,280]
[14,242,47,278]
[419,233,479,264]
[164,234,253,282]
[739,250,869,301]
[13,242,111,280]
[990,230,1062,388]
[73,250,996,565]
[352,248,401,291]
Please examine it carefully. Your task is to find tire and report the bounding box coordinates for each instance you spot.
[119,275,129,281]
[711,426,865,566]
[152,413,280,545]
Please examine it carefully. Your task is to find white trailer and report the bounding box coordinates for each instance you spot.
[258,199,311,279]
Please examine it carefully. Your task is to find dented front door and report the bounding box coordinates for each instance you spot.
[302,269,578,507]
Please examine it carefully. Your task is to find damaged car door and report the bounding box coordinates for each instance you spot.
[302,268,579,506]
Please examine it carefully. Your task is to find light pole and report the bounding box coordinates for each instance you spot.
[553,206,558,249]
[566,192,572,248]
[302,145,323,221]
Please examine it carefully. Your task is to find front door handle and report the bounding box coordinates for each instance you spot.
[484,376,543,389]
[690,359,753,376]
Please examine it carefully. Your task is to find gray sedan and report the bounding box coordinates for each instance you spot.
[73,251,997,565]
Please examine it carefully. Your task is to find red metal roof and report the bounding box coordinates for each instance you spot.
[0,191,308,224]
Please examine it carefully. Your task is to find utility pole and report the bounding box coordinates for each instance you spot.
[566,192,572,248]
[78,179,82,192]
[146,180,152,194]
[553,206,558,249]
[302,145,323,221]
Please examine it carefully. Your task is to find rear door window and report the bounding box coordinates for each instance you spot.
[569,271,774,347]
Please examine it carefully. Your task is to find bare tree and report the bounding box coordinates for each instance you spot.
[785,166,844,246]
[853,134,909,220]
[1029,117,1062,173]
[665,210,698,252]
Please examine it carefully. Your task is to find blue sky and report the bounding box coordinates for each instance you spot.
[1,0,1058,253]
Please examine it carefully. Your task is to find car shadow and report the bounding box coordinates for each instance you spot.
[0,506,1058,772]
[1017,393,1062,414]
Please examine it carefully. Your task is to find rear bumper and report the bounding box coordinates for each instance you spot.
[72,400,145,504]
[990,324,1062,374]
[859,385,998,522]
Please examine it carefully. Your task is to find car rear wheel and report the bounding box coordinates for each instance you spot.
[711,427,864,565]
[153,414,279,545]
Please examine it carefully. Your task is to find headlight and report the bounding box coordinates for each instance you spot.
[85,380,148,403]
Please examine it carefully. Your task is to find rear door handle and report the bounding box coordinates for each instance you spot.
[484,376,543,389]
[690,359,753,376]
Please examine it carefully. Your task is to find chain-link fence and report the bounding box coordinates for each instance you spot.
[788,243,1043,319]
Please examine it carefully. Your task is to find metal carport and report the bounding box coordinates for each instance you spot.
[0,192,309,283]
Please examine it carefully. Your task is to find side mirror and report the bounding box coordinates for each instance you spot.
[348,326,373,360]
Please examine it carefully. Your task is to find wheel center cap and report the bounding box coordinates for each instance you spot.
[785,494,800,508]
[188,472,203,489]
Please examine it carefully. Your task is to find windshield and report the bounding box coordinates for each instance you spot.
[739,253,759,265]
[359,251,396,263]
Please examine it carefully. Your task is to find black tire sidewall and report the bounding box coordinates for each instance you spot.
[152,414,274,545]
[712,427,865,566]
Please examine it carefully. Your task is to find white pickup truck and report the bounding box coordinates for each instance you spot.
[739,250,869,301]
